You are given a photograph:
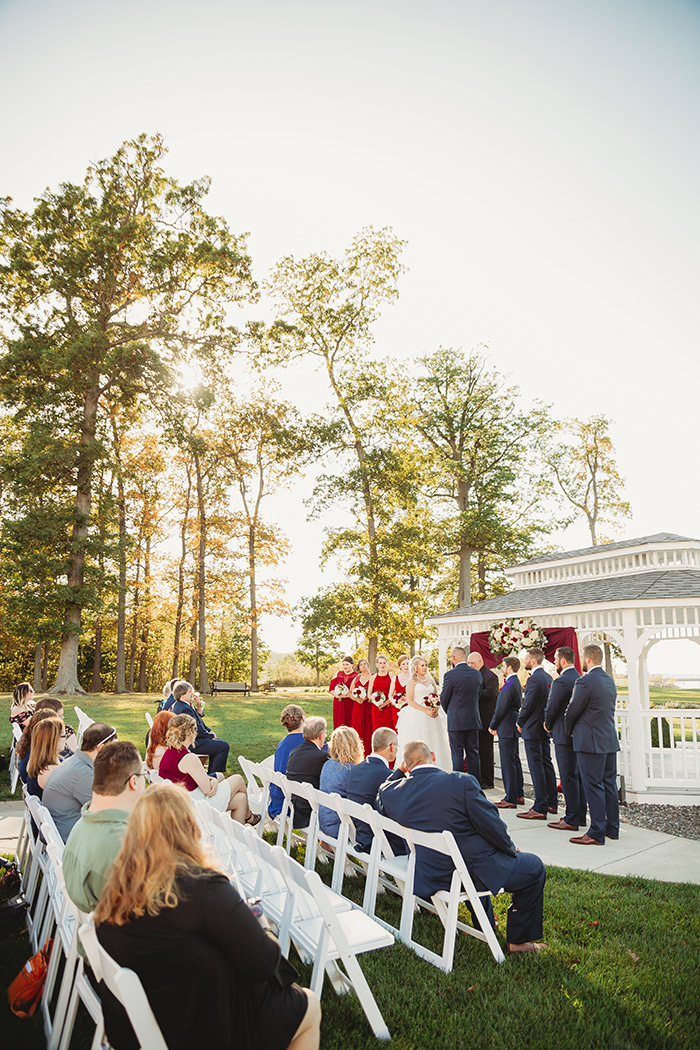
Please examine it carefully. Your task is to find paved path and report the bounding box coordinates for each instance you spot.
[3,792,700,886]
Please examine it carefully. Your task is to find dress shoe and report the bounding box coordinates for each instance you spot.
[495,800,517,809]
[507,941,547,954]
[569,834,604,845]
[547,807,558,814]
[517,809,547,820]
[548,819,578,831]
[517,797,525,805]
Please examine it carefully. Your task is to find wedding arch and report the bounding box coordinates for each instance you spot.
[428,533,700,803]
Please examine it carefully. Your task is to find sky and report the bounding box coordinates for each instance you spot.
[1,0,699,672]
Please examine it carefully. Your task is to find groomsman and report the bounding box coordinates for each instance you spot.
[544,647,585,831]
[467,652,499,789]
[489,657,525,809]
[565,644,620,845]
[517,649,557,820]
[440,646,482,781]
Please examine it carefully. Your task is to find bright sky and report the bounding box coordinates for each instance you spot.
[1,0,699,673]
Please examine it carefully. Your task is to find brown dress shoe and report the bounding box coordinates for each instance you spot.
[548,819,579,830]
[547,807,558,814]
[570,834,604,845]
[495,800,517,809]
[507,941,547,954]
[517,797,525,805]
[517,809,547,820]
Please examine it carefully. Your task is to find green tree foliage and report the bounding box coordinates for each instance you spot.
[295,594,341,685]
[0,134,256,693]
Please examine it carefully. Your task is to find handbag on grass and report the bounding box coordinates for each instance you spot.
[7,937,53,1018]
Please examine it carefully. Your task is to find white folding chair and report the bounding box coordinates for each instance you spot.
[73,706,95,747]
[237,754,275,835]
[9,721,22,794]
[145,711,154,729]
[24,795,56,950]
[270,845,393,1040]
[79,921,169,1050]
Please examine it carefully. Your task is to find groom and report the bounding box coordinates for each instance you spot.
[440,646,482,782]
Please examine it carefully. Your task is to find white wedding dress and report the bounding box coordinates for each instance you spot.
[396,676,452,772]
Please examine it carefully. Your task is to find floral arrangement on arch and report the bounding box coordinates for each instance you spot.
[489,618,548,657]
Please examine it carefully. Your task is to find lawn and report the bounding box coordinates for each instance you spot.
[1,688,700,1049]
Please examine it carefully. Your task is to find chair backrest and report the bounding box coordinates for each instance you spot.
[12,721,23,742]
[145,712,154,729]
[79,922,169,1050]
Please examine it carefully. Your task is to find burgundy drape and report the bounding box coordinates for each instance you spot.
[469,626,581,672]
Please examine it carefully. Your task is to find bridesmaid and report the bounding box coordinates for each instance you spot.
[329,656,356,729]
[349,657,373,757]
[370,654,395,734]
[388,654,411,728]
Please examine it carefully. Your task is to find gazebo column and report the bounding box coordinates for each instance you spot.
[621,609,647,793]
[437,632,449,686]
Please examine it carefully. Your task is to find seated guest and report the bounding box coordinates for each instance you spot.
[16,708,58,785]
[35,697,78,757]
[10,681,36,732]
[318,727,364,838]
[171,679,229,774]
[146,710,175,771]
[94,785,321,1050]
[379,740,547,954]
[285,717,330,829]
[346,727,404,854]
[161,679,176,711]
[269,705,306,819]
[160,714,260,825]
[43,723,116,842]
[63,740,146,913]
[26,716,63,799]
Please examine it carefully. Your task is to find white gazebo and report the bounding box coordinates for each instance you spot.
[428,533,700,804]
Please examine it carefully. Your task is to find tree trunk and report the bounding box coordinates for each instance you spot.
[111,417,128,693]
[188,620,198,686]
[91,624,103,692]
[194,452,211,694]
[604,641,613,676]
[33,644,43,693]
[172,471,192,681]
[138,534,151,693]
[128,552,141,692]
[249,524,258,691]
[42,641,49,692]
[476,553,487,604]
[51,384,100,695]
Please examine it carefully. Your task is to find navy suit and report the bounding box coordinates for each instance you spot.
[440,662,483,780]
[285,739,329,829]
[378,766,546,945]
[564,666,620,843]
[477,667,499,788]
[171,699,229,775]
[346,757,405,854]
[518,666,557,814]
[490,675,524,804]
[544,666,585,827]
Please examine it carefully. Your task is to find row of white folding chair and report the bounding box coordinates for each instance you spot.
[10,720,22,794]
[74,705,95,747]
[237,753,280,836]
[23,795,62,951]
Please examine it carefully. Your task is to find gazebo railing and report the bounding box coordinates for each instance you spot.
[616,708,700,789]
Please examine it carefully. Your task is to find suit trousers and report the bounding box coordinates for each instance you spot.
[472,851,546,944]
[576,750,619,843]
[448,729,481,783]
[523,739,558,814]
[478,729,495,788]
[498,736,523,804]
[193,736,230,775]
[554,743,586,827]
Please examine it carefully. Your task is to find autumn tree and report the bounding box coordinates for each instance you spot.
[0,133,256,693]
[295,594,341,685]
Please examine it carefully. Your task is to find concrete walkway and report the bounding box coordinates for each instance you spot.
[3,793,699,886]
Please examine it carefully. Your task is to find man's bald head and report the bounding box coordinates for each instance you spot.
[467,653,483,670]
[403,740,433,770]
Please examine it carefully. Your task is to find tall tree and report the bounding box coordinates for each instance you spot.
[263,227,405,667]
[0,133,255,693]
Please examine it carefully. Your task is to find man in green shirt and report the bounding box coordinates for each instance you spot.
[63,740,146,913]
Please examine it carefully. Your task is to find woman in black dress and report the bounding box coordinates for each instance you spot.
[93,784,321,1050]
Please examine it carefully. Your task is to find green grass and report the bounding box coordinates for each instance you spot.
[1,689,700,1049]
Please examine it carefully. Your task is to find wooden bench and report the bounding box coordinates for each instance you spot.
[211,681,249,697]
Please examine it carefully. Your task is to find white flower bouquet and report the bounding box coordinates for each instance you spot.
[352,685,367,702]
[370,690,388,708]
[333,683,350,698]
[489,617,547,657]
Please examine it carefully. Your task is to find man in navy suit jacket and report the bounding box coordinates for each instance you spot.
[544,647,585,831]
[517,649,557,820]
[489,657,524,808]
[346,727,404,854]
[564,644,620,845]
[440,646,483,781]
[171,680,230,775]
[378,740,546,953]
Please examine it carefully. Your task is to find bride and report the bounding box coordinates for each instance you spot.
[396,655,452,772]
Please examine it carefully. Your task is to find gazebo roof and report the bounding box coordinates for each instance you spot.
[430,569,700,620]
[511,533,696,568]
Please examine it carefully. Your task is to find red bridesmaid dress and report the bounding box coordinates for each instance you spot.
[370,673,395,733]
[350,675,373,756]
[329,669,356,729]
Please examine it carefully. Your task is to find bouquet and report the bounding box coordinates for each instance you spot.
[392,693,407,711]
[422,692,440,712]
[370,690,388,708]
[333,683,350,698]
[489,617,547,657]
[352,685,367,702]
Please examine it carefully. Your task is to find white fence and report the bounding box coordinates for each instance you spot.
[616,708,700,791]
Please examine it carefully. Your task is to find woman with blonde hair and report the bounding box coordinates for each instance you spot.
[94,785,321,1050]
[26,716,63,799]
[159,714,260,824]
[10,681,36,731]
[145,709,175,771]
[395,655,451,771]
[318,726,364,837]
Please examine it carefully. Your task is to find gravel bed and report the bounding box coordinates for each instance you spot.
[618,802,700,841]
